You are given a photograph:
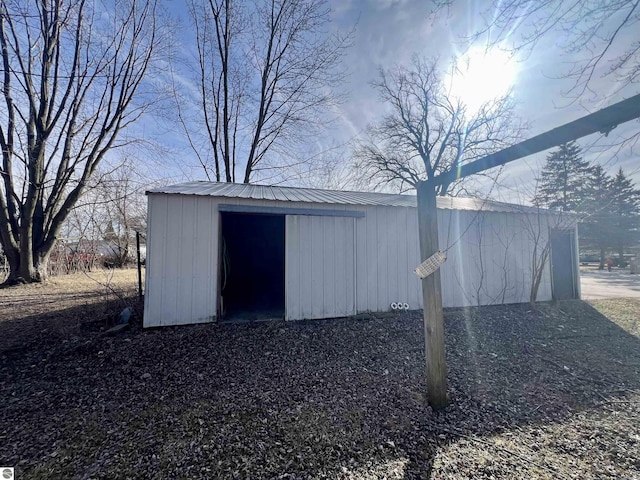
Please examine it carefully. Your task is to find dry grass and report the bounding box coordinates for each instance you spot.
[0,269,142,353]
[0,268,140,319]
[588,298,640,337]
[1,283,639,479]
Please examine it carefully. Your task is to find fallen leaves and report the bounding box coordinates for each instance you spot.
[1,276,639,479]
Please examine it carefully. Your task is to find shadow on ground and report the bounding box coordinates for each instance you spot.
[581,268,640,292]
[1,299,639,479]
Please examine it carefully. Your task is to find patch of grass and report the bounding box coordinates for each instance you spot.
[587,298,640,337]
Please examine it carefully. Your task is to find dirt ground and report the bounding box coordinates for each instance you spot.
[1,271,639,479]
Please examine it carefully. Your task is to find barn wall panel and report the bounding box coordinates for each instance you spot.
[285,215,301,320]
[353,205,421,313]
[364,206,378,312]
[144,194,218,327]
[191,196,217,323]
[285,215,356,320]
[144,194,167,327]
[355,215,367,312]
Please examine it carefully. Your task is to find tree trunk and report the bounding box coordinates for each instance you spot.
[530,243,550,306]
[34,252,50,282]
[2,242,52,285]
[18,222,35,280]
[530,268,544,306]
[1,246,21,285]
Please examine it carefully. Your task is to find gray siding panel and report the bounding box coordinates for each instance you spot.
[284,216,300,319]
[354,206,423,313]
[322,218,336,315]
[375,208,388,311]
[310,217,323,318]
[365,206,378,312]
[355,216,366,312]
[285,215,356,320]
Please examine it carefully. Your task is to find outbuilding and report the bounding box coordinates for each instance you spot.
[143,182,579,327]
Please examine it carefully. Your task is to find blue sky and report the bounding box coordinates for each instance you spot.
[327,0,639,198]
[154,0,640,201]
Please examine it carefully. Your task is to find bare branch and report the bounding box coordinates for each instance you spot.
[352,56,526,195]
[0,0,162,284]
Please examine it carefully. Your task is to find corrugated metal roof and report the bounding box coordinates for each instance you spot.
[147,181,558,215]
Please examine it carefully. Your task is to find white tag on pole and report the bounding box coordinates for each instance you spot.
[414,250,447,279]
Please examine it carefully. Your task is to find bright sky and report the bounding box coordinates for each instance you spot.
[154,0,640,202]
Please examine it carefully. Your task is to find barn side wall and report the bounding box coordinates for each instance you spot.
[353,206,556,311]
[144,193,569,326]
[144,194,219,327]
[437,209,555,307]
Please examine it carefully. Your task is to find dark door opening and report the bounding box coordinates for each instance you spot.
[550,230,578,300]
[220,212,285,321]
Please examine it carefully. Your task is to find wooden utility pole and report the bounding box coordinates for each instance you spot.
[417,180,448,409]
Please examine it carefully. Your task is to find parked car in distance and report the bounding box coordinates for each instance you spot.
[580,255,600,265]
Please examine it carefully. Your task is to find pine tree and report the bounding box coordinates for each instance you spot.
[532,142,591,211]
[609,168,640,262]
[579,165,614,268]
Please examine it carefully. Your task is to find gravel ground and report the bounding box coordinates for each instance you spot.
[1,273,639,479]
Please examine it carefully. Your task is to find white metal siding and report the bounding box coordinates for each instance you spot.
[355,206,422,313]
[353,206,554,311]
[144,193,569,327]
[437,209,553,307]
[285,215,356,320]
[144,194,218,327]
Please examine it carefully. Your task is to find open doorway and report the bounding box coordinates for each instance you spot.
[219,212,285,321]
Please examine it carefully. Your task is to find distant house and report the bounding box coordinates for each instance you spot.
[143,182,579,327]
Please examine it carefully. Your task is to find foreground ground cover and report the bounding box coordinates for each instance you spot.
[1,271,639,479]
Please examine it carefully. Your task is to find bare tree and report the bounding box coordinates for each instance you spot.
[446,209,517,307]
[179,0,351,184]
[517,205,576,305]
[91,164,146,267]
[492,224,517,305]
[522,206,552,305]
[352,56,525,195]
[0,0,161,284]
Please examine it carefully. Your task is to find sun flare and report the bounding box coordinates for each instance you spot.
[449,47,517,114]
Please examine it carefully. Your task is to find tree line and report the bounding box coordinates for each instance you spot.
[532,142,640,267]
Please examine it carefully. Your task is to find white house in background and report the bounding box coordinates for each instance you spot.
[143,182,580,328]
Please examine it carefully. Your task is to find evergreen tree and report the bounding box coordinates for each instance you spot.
[579,165,614,268]
[609,168,640,261]
[532,142,591,211]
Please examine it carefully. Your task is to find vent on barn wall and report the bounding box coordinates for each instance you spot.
[390,302,410,311]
